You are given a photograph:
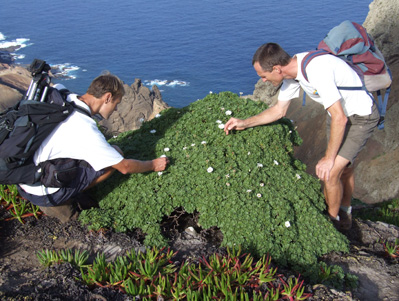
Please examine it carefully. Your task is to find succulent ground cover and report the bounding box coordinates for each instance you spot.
[80,92,348,274]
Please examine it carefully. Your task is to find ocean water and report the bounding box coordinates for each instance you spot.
[0,0,372,108]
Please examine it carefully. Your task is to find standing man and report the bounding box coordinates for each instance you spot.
[18,73,169,223]
[224,43,379,231]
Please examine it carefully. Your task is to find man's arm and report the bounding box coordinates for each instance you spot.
[113,157,169,175]
[224,100,291,135]
[316,100,347,181]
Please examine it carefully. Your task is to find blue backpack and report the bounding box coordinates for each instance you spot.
[301,20,392,129]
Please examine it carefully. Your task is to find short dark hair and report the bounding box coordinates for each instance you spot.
[252,43,291,72]
[87,72,125,100]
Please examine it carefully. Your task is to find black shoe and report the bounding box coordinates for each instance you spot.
[338,209,352,231]
[71,192,98,210]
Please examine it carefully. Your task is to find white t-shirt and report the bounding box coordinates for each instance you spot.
[19,89,123,195]
[278,52,373,116]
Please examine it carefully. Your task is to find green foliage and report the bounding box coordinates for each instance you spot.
[353,198,399,227]
[383,239,399,258]
[79,91,348,270]
[36,249,89,268]
[310,262,358,291]
[0,184,41,223]
[38,246,312,300]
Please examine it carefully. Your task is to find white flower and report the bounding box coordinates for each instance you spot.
[225,110,232,115]
[225,174,230,178]
[218,124,225,129]
[285,221,291,228]
[257,193,262,198]
[183,146,188,150]
[216,120,222,124]
[239,92,243,96]
[207,167,214,173]
[295,174,301,180]
[191,143,195,147]
[164,147,170,152]
[201,141,207,144]
[257,163,263,168]
[139,118,145,123]
[289,130,292,134]
[155,114,161,118]
[260,183,265,187]
[247,190,252,193]
[150,129,156,134]
[209,91,213,94]
[248,152,251,155]
[226,183,230,187]
[273,160,279,165]
[158,172,163,176]
[113,135,118,139]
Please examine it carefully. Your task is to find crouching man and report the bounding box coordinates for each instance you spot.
[18,73,169,223]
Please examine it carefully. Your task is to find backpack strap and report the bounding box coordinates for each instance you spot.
[301,50,329,106]
[57,89,92,118]
[376,67,392,130]
[68,101,92,118]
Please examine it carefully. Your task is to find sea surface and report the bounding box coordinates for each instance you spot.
[1,0,372,108]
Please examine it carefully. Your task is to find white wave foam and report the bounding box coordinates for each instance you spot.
[50,63,80,80]
[144,79,189,88]
[0,35,32,52]
[12,54,25,59]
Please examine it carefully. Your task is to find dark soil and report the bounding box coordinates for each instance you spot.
[0,206,398,301]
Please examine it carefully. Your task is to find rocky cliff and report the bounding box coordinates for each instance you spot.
[99,78,169,138]
[251,0,399,203]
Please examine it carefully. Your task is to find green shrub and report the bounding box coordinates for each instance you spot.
[80,91,348,271]
[353,198,399,227]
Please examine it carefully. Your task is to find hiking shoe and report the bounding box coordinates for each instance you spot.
[39,201,79,224]
[331,209,352,232]
[72,192,98,210]
[338,209,352,231]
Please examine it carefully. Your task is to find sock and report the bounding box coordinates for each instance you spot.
[330,215,340,221]
[340,206,352,214]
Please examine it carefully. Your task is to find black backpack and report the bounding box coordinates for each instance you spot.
[0,59,90,185]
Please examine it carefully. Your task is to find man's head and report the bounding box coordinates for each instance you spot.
[252,43,291,86]
[86,73,125,119]
[87,73,125,100]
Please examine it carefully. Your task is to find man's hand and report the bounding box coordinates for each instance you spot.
[152,157,170,171]
[315,156,335,181]
[224,118,246,135]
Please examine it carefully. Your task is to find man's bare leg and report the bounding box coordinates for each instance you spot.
[341,166,354,207]
[323,155,351,219]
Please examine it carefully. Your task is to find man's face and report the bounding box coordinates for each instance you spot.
[253,62,283,87]
[99,95,121,119]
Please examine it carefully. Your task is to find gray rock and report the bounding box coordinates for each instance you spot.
[99,78,169,138]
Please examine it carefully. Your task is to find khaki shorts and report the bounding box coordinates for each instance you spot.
[326,103,380,164]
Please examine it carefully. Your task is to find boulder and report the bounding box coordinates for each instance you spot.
[0,64,31,111]
[251,0,399,204]
[98,78,169,138]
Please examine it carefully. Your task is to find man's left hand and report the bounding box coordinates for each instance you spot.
[316,156,334,181]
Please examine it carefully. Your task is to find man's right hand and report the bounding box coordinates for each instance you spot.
[152,157,170,171]
[224,118,246,135]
